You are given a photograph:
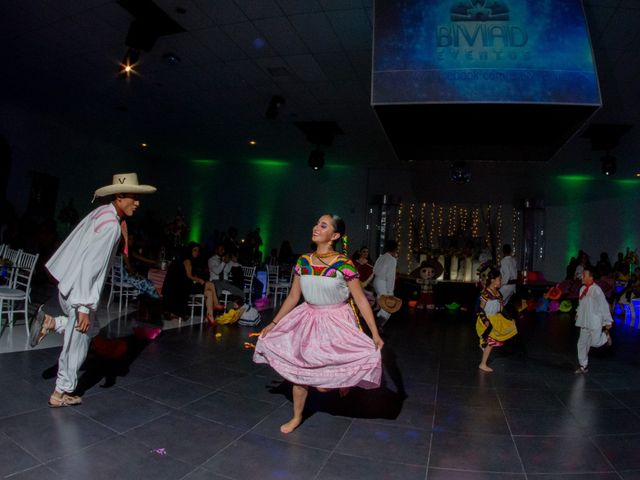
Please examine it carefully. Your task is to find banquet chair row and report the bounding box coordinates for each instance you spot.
[0,247,40,337]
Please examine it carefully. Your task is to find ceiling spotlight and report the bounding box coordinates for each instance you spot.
[450,161,471,184]
[141,143,148,149]
[120,47,140,77]
[248,140,257,146]
[601,153,616,176]
[308,148,325,171]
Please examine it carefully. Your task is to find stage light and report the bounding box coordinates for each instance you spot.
[308,148,325,171]
[141,143,148,148]
[601,154,616,176]
[249,140,257,145]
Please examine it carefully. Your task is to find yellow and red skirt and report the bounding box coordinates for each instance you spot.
[476,313,518,347]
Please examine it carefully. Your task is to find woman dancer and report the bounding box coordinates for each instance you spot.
[254,214,384,433]
[476,268,518,372]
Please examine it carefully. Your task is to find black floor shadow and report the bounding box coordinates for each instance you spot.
[264,346,408,421]
[73,334,151,395]
[41,333,153,394]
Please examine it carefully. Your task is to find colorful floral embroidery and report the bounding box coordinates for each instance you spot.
[295,254,359,281]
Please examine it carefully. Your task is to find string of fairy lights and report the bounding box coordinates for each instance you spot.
[419,202,426,252]
[429,203,436,249]
[511,207,520,256]
[406,203,415,271]
[395,203,404,260]
[388,203,522,270]
[496,204,503,261]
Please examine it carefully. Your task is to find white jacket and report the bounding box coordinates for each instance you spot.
[45,203,121,313]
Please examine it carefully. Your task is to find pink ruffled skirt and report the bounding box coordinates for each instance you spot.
[253,302,382,389]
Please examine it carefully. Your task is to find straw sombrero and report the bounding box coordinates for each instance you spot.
[378,295,403,314]
[94,173,156,198]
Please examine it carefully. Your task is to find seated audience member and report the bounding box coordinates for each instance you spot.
[163,242,224,323]
[115,251,161,300]
[208,244,226,282]
[215,251,245,299]
[619,269,640,320]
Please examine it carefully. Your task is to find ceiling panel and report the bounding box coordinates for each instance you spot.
[192,0,247,25]
[314,52,357,80]
[326,9,371,50]
[192,26,247,61]
[222,21,278,58]
[233,0,284,20]
[275,0,323,15]
[289,12,342,52]
[284,54,328,82]
[253,16,308,55]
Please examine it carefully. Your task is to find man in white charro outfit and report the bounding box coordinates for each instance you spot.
[574,266,613,374]
[29,173,156,407]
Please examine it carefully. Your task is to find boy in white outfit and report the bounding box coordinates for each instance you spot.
[29,173,155,407]
[575,266,612,374]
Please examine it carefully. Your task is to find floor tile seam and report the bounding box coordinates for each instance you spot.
[0,404,51,422]
[310,419,354,480]
[588,431,640,437]
[98,408,176,436]
[66,404,128,435]
[0,430,43,473]
[215,385,287,406]
[179,385,283,410]
[425,358,441,480]
[564,404,639,429]
[117,385,206,409]
[176,468,237,480]
[497,391,528,479]
[39,432,125,467]
[196,401,332,472]
[319,450,428,469]
[427,465,529,474]
[3,463,55,479]
[571,435,624,479]
[164,371,244,392]
[354,417,433,432]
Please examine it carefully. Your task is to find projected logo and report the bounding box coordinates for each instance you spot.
[451,0,510,22]
[437,0,528,60]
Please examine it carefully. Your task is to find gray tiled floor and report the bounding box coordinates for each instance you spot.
[1,306,640,479]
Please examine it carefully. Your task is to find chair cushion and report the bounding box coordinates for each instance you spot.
[0,287,26,299]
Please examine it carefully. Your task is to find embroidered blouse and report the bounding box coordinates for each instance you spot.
[294,253,359,305]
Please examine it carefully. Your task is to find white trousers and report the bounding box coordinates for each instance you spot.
[577,327,608,369]
[500,285,516,305]
[54,292,97,393]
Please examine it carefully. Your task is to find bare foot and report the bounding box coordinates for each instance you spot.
[478,364,494,372]
[316,387,330,393]
[280,417,302,434]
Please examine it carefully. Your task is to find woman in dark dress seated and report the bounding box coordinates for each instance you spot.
[162,242,224,323]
